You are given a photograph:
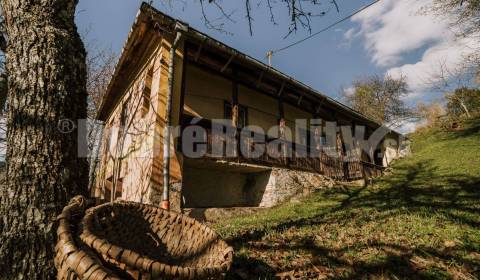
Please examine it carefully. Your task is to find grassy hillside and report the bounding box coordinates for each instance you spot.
[215,118,480,279]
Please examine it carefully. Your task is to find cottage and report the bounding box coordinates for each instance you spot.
[93,3,404,212]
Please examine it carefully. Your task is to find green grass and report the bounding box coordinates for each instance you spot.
[214,118,480,279]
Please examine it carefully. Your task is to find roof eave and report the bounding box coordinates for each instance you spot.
[97,2,404,137]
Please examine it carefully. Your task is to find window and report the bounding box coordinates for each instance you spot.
[118,97,130,144]
[320,136,327,146]
[115,178,123,200]
[103,123,112,158]
[120,103,128,127]
[297,127,310,146]
[141,68,153,117]
[104,176,113,202]
[224,101,247,129]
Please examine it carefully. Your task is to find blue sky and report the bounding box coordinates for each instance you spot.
[76,0,478,132]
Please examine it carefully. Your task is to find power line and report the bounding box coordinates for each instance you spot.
[267,0,381,60]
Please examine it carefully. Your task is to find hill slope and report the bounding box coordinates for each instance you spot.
[215,118,480,279]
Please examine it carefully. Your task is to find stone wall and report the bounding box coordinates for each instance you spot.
[182,166,265,207]
[257,168,335,207]
[181,162,335,209]
[181,166,336,222]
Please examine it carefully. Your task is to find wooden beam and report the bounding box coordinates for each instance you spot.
[231,67,239,128]
[185,43,381,129]
[277,81,286,97]
[194,38,206,62]
[314,98,327,115]
[178,44,188,124]
[186,57,328,120]
[278,93,285,121]
[332,111,338,122]
[278,95,287,161]
[221,53,235,73]
[256,71,264,88]
[297,94,304,106]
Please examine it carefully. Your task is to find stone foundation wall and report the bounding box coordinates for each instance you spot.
[181,167,337,222]
[181,163,335,209]
[182,167,255,207]
[258,168,335,207]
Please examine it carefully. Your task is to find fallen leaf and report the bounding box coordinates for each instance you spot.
[444,240,456,248]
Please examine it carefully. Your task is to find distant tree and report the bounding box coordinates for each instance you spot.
[0,0,88,278]
[416,101,445,128]
[429,0,480,69]
[342,75,415,128]
[445,87,480,118]
[84,46,116,192]
[430,0,480,37]
[86,46,116,119]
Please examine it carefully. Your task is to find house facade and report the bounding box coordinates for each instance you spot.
[93,3,405,211]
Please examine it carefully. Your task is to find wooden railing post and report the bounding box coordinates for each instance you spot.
[277,83,288,166]
[231,67,239,159]
[179,115,386,181]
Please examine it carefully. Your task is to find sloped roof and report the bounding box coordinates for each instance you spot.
[98,2,403,137]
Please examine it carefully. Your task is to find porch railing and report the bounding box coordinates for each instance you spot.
[179,117,384,180]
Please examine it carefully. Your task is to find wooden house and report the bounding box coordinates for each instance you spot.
[94,3,404,211]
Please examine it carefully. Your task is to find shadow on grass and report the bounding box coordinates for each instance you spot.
[225,159,480,279]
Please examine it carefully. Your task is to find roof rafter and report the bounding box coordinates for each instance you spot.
[220,53,236,73]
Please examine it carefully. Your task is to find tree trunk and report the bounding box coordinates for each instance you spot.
[0,0,88,278]
[459,99,471,118]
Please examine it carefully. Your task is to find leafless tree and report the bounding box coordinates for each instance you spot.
[445,87,480,118]
[162,0,340,36]
[341,75,417,128]
[430,0,480,38]
[85,45,116,119]
[416,100,445,128]
[425,59,479,117]
[428,0,480,68]
[428,59,478,89]
[84,45,116,192]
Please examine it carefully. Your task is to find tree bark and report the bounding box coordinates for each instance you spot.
[458,98,471,118]
[0,0,88,278]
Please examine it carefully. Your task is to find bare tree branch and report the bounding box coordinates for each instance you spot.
[245,0,253,35]
[86,46,117,119]
[266,0,278,25]
[158,0,337,36]
[341,75,417,127]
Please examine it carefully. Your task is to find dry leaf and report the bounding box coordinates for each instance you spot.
[444,240,456,248]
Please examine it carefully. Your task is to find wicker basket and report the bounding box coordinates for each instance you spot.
[55,197,233,280]
[55,196,122,280]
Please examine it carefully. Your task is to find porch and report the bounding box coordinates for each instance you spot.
[178,116,385,182]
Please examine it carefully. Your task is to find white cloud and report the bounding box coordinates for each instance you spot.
[352,0,449,67]
[340,27,360,49]
[396,120,419,134]
[344,27,357,41]
[387,36,478,95]
[343,86,355,96]
[351,0,479,99]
